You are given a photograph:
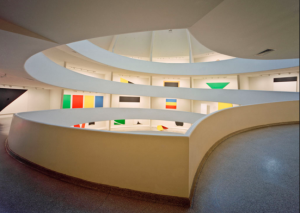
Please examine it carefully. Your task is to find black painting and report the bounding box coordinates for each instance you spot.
[0,88,27,112]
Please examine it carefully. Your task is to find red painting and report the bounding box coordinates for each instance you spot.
[72,95,83,108]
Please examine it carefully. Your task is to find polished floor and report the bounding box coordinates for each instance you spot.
[0,116,299,213]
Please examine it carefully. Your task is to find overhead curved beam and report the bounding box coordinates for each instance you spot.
[189,0,299,60]
[67,41,299,76]
[25,52,299,105]
[0,0,224,44]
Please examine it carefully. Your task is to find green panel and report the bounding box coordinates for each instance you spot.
[62,95,71,109]
[114,119,125,125]
[206,82,230,89]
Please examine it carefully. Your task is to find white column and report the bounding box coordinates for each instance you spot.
[149,31,155,61]
[186,29,194,63]
[108,35,119,53]
[109,72,113,130]
[150,75,153,130]
[190,77,193,112]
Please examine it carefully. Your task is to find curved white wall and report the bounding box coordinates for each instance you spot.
[67,41,299,75]
[18,108,204,130]
[25,53,299,105]
[8,101,299,199]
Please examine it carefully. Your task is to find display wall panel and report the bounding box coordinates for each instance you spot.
[74,121,109,130]
[112,94,150,109]
[119,96,141,102]
[120,78,134,84]
[119,96,141,108]
[114,119,125,125]
[249,73,299,92]
[206,82,230,89]
[66,63,110,80]
[84,95,95,108]
[152,77,190,88]
[95,96,104,108]
[62,95,71,109]
[218,102,233,110]
[0,88,27,112]
[152,97,190,112]
[273,77,297,92]
[86,121,108,130]
[113,73,150,86]
[164,81,179,87]
[175,121,184,126]
[193,76,238,90]
[166,99,177,109]
[72,95,83,108]
[0,86,51,115]
[110,119,151,130]
[63,90,109,109]
[151,120,192,134]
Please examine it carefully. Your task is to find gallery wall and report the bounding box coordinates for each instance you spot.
[192,76,238,89]
[66,63,110,80]
[112,73,150,85]
[152,77,190,88]
[151,98,191,112]
[192,100,239,114]
[50,89,62,110]
[26,47,299,134]
[0,85,58,116]
[194,53,234,63]
[248,73,299,92]
[44,48,113,81]
[151,120,191,134]
[63,89,110,108]
[62,89,110,129]
[76,121,108,131]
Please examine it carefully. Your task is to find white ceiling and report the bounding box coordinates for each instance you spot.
[0,0,298,89]
[0,0,224,44]
[190,34,213,57]
[89,36,114,51]
[152,29,190,58]
[114,31,152,58]
[189,0,299,59]
[89,29,216,59]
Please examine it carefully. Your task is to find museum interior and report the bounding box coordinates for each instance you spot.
[0,1,299,212]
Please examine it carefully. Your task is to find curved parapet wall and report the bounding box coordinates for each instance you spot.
[187,101,299,198]
[15,108,204,130]
[7,101,299,207]
[67,41,299,75]
[25,53,299,105]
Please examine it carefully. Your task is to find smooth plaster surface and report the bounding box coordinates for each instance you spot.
[68,41,300,76]
[25,53,299,105]
[7,101,299,199]
[1,118,299,212]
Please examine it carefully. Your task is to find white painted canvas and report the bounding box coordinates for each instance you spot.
[119,102,140,108]
[273,82,297,92]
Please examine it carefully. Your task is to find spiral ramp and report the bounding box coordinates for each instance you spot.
[1,0,299,207]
